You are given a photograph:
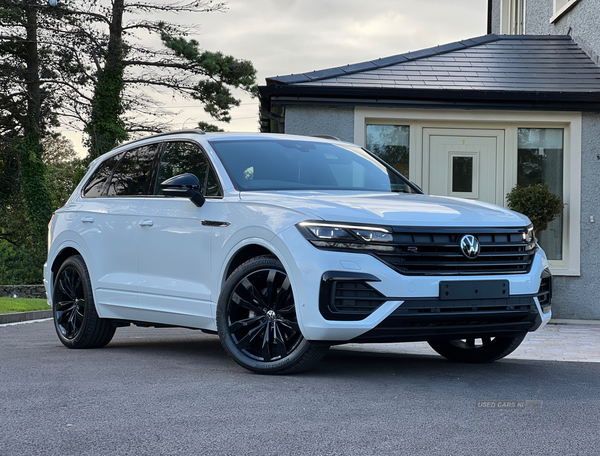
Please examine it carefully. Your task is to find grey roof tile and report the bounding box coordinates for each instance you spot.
[266,34,600,93]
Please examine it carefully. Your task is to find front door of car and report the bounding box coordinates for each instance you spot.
[137,141,223,329]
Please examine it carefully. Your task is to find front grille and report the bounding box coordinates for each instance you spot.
[392,297,535,315]
[374,227,535,275]
[352,297,540,343]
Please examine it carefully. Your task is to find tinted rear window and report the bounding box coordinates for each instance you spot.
[107,144,159,196]
[82,153,123,197]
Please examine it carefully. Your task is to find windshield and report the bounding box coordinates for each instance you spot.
[209,139,419,193]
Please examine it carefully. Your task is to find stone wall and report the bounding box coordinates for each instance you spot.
[525,0,600,62]
[553,112,600,319]
[0,285,47,300]
[490,0,501,34]
[284,105,355,143]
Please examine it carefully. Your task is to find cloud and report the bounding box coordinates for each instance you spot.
[67,0,488,152]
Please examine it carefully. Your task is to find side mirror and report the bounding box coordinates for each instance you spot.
[160,173,205,207]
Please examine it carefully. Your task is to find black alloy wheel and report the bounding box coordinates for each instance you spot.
[52,255,116,349]
[227,268,301,362]
[217,255,329,374]
[54,265,86,340]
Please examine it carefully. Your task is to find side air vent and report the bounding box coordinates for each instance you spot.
[319,272,386,321]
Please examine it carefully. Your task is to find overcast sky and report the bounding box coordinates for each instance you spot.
[63,0,488,152]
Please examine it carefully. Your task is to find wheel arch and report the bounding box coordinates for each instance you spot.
[223,243,274,284]
[216,236,308,337]
[51,246,82,280]
[47,238,97,303]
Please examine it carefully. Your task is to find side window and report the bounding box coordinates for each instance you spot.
[205,167,221,197]
[107,144,159,197]
[155,141,222,197]
[82,153,123,197]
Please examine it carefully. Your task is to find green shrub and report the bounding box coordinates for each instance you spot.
[0,240,44,284]
[506,183,564,233]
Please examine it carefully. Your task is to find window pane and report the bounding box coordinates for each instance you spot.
[517,128,564,260]
[452,157,473,193]
[83,153,123,197]
[210,139,415,193]
[205,167,221,197]
[366,125,410,178]
[107,144,159,196]
[155,142,208,195]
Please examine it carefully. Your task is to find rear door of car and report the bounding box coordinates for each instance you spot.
[78,143,160,318]
[136,140,224,329]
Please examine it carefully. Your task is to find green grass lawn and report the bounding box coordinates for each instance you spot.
[0,297,50,314]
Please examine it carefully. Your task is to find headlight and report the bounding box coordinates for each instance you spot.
[297,221,395,252]
[307,226,353,241]
[523,224,537,251]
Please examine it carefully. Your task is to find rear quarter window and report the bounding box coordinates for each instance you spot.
[82,153,123,198]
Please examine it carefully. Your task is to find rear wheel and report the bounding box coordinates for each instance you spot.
[428,334,526,363]
[217,255,328,374]
[52,255,116,349]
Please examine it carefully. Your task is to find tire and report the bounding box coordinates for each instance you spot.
[52,255,116,349]
[217,255,329,374]
[428,334,526,363]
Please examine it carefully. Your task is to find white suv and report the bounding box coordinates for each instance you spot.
[45,131,551,374]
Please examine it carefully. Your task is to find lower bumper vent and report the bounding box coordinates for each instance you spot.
[319,272,386,321]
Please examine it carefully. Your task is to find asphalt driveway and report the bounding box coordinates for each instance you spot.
[1,321,599,456]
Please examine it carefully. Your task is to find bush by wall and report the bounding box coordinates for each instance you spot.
[0,240,44,285]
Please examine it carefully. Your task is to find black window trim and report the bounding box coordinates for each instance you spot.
[79,139,225,200]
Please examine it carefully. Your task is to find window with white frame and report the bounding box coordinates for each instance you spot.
[500,0,526,34]
[517,128,564,261]
[366,125,410,178]
[551,0,580,23]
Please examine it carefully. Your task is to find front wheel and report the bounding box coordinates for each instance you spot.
[217,255,328,374]
[428,334,526,363]
[52,255,116,349]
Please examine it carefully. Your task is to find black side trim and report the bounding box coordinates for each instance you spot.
[201,220,230,227]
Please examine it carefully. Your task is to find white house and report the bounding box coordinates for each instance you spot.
[258,0,600,319]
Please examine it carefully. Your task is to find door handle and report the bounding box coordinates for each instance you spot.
[81,217,95,223]
[139,220,154,227]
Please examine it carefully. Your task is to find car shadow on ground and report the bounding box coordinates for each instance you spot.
[97,327,584,381]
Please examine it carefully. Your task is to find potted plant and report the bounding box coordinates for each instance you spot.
[506,183,564,233]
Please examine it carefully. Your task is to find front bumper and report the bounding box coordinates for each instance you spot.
[276,226,551,343]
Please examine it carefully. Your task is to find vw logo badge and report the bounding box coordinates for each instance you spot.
[460,234,480,259]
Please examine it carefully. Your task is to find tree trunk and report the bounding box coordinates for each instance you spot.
[86,0,127,159]
[20,0,53,249]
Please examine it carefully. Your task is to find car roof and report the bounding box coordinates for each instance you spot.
[89,131,358,167]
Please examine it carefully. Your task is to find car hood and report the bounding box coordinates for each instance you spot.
[239,191,530,227]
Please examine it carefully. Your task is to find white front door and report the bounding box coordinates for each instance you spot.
[423,128,505,206]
